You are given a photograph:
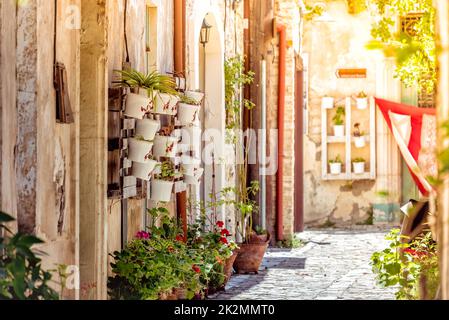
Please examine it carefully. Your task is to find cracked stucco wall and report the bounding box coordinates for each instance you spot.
[302,1,381,226]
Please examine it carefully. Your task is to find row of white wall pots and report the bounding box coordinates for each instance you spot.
[329,162,366,175]
[322,97,368,110]
[153,135,178,158]
[125,91,180,119]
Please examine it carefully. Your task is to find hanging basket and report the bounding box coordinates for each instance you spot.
[153,135,178,158]
[124,93,154,119]
[178,103,201,126]
[135,119,160,141]
[151,179,174,202]
[128,138,154,163]
[154,93,179,116]
[132,160,159,181]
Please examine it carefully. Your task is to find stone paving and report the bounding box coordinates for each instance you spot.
[211,228,397,300]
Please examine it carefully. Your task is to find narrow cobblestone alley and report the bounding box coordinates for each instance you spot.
[212,229,397,300]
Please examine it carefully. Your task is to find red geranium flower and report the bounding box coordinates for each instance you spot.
[192,265,201,274]
[221,228,231,237]
[216,221,225,228]
[176,235,184,242]
[220,237,228,245]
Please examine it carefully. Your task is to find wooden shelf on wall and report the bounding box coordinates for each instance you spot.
[322,97,377,181]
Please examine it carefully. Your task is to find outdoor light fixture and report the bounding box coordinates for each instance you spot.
[200,18,212,47]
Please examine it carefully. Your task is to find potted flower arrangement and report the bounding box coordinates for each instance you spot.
[153,134,178,158]
[128,137,154,163]
[329,155,343,175]
[355,91,368,109]
[353,123,366,148]
[151,161,175,202]
[177,94,202,126]
[114,69,178,118]
[352,157,366,174]
[332,106,345,137]
[322,95,334,109]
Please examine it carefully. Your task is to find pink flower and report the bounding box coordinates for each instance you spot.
[136,231,150,240]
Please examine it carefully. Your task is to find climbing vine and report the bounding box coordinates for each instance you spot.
[367,0,436,93]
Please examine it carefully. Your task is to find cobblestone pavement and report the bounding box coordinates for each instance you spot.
[212,229,397,300]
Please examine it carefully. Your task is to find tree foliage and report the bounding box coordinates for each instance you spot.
[367,0,436,93]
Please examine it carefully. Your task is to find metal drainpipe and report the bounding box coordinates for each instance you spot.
[260,59,267,231]
[276,24,286,241]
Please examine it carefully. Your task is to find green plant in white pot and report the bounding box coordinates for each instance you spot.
[151,161,175,203]
[352,157,366,174]
[329,155,343,175]
[355,91,368,109]
[177,94,202,126]
[332,106,345,137]
[353,123,366,148]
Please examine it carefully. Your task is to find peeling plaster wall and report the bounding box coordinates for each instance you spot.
[302,1,397,226]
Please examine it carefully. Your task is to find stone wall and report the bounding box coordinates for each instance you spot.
[302,0,400,226]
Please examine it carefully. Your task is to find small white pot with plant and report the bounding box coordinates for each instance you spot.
[329,155,343,175]
[184,90,205,104]
[135,119,160,141]
[353,123,366,148]
[355,91,368,110]
[124,93,154,119]
[332,106,345,137]
[353,158,366,174]
[184,168,204,185]
[322,96,334,109]
[177,94,201,125]
[132,160,159,181]
[180,155,201,176]
[128,137,154,163]
[151,161,175,202]
[153,135,178,158]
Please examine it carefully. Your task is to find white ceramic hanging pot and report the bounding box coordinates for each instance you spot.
[151,179,174,202]
[322,97,334,109]
[178,103,200,125]
[132,160,159,181]
[181,156,201,176]
[184,168,204,185]
[334,125,345,137]
[135,87,152,98]
[136,119,160,141]
[330,163,342,175]
[153,135,178,158]
[154,92,179,115]
[124,93,154,120]
[356,98,368,110]
[354,136,366,148]
[128,138,154,163]
[353,162,366,174]
[184,91,205,104]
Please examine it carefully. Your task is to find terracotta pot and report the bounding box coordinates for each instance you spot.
[233,242,269,274]
[223,252,238,285]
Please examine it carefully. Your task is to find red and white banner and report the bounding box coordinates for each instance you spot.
[375,98,437,196]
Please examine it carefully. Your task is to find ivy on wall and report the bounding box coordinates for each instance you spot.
[367,0,436,93]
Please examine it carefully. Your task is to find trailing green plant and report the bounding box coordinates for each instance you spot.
[367,0,436,93]
[371,229,439,300]
[352,157,366,163]
[155,161,175,181]
[114,69,178,101]
[332,106,345,126]
[0,212,59,300]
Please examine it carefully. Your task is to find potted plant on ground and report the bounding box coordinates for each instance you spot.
[332,106,346,137]
[329,155,343,175]
[355,91,368,109]
[114,69,178,118]
[128,137,154,163]
[153,134,178,158]
[353,122,366,148]
[151,161,175,202]
[177,94,202,126]
[352,157,366,174]
[322,95,334,109]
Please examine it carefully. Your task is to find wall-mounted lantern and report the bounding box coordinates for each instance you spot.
[200,18,212,47]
